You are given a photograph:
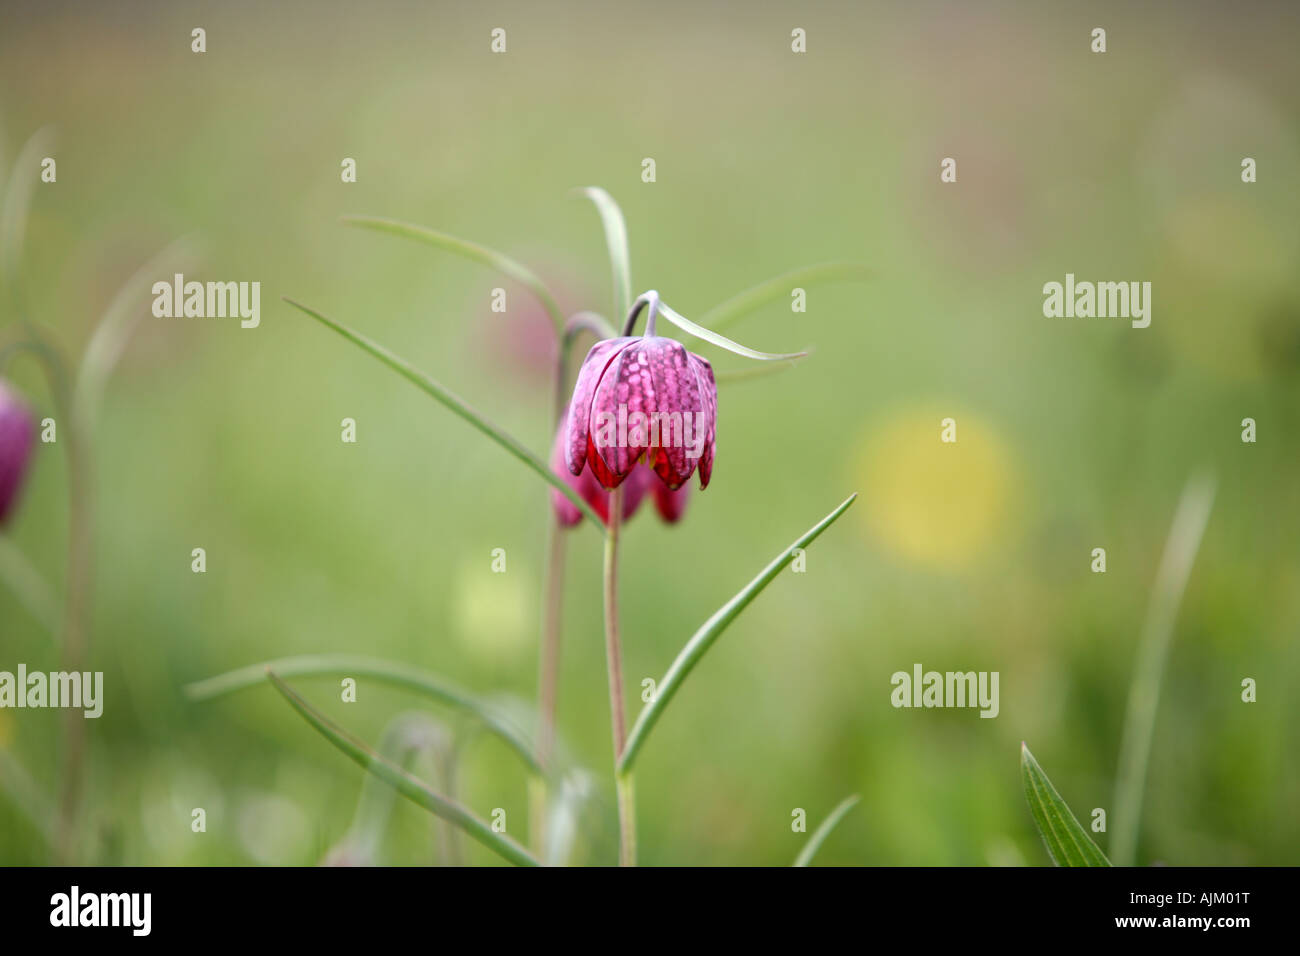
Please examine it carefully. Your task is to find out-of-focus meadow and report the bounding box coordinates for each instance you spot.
[1,0,1297,865]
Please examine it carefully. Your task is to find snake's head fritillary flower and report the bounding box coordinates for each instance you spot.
[549,410,647,528]
[0,380,36,526]
[563,316,717,497]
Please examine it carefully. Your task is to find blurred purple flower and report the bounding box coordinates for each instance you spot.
[0,380,35,526]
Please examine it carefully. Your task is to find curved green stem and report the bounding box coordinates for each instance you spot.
[0,535,59,636]
[616,770,637,868]
[0,327,89,864]
[535,526,566,774]
[793,794,860,866]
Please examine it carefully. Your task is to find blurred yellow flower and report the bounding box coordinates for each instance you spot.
[452,561,532,659]
[854,410,1018,570]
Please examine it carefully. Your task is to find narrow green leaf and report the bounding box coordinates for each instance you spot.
[574,187,632,320]
[325,712,450,866]
[340,215,566,333]
[185,654,541,774]
[619,493,857,772]
[1020,743,1111,867]
[1,127,56,298]
[563,310,618,346]
[1111,473,1215,867]
[656,301,808,362]
[282,297,602,529]
[267,671,540,867]
[700,262,872,332]
[793,794,860,867]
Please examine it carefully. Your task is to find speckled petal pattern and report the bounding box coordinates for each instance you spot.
[643,337,705,490]
[690,354,717,489]
[565,337,636,476]
[562,332,720,510]
[589,339,659,484]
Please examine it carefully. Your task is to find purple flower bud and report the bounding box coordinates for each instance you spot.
[0,380,36,526]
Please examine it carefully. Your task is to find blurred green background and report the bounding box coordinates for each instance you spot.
[1,0,1297,865]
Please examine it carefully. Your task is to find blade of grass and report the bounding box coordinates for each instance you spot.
[619,493,857,772]
[1021,742,1111,866]
[267,671,539,867]
[1111,473,1216,867]
[793,794,860,867]
[573,187,632,320]
[185,654,541,775]
[324,712,450,865]
[544,770,597,867]
[282,297,602,529]
[76,239,199,430]
[340,215,565,333]
[1,127,56,303]
[657,301,808,362]
[700,263,872,332]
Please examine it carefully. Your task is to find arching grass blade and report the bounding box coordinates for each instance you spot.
[341,215,566,333]
[282,297,602,528]
[700,262,872,332]
[185,653,542,775]
[573,187,632,320]
[267,671,539,867]
[793,794,860,867]
[619,494,857,772]
[1021,743,1111,867]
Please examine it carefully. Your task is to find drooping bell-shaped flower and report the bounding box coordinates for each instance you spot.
[0,380,36,526]
[564,297,717,496]
[549,409,647,528]
[550,416,696,526]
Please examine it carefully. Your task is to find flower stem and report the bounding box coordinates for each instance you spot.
[616,770,637,867]
[0,330,91,864]
[622,291,660,337]
[536,524,566,769]
[531,521,567,852]
[602,485,634,865]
